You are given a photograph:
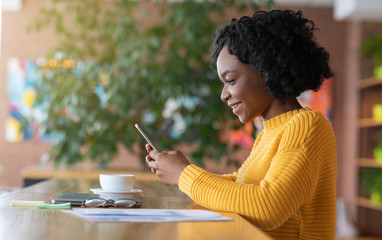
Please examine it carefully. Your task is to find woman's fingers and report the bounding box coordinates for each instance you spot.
[146,155,155,163]
[147,158,156,168]
[146,155,157,173]
[148,149,161,160]
[147,159,157,173]
[145,146,159,175]
[145,144,152,152]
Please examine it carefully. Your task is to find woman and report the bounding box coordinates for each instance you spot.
[146,9,337,239]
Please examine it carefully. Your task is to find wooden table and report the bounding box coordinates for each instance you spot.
[21,167,159,187]
[0,178,272,240]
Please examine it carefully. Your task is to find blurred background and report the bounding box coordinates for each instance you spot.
[1,0,382,238]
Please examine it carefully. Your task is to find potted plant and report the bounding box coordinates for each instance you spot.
[362,168,382,204]
[361,33,382,78]
[29,0,274,169]
[374,131,382,163]
[373,104,382,122]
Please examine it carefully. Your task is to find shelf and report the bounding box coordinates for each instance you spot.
[359,158,382,168]
[358,197,382,211]
[359,77,382,89]
[358,118,382,127]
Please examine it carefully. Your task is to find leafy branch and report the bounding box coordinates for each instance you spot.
[29,0,274,168]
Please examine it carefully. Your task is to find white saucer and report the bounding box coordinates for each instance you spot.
[90,188,143,194]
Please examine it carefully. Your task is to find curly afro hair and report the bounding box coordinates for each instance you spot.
[211,10,333,104]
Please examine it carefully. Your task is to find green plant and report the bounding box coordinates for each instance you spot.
[363,130,382,202]
[373,104,382,122]
[361,168,382,203]
[29,0,274,168]
[361,33,382,77]
[374,130,382,163]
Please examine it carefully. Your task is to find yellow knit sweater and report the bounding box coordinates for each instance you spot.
[179,107,337,240]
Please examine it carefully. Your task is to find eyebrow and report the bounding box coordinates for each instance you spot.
[220,70,235,78]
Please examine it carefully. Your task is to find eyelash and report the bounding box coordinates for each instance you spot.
[225,79,236,85]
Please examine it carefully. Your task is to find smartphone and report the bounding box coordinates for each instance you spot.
[134,123,160,152]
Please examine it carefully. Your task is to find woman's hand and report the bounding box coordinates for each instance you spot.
[145,144,190,185]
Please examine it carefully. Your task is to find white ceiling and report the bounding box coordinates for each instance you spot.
[2,0,382,21]
[276,0,382,21]
[2,0,22,12]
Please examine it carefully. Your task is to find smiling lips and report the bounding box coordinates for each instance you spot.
[229,102,242,114]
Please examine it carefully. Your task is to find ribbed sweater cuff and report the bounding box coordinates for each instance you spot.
[178,164,205,196]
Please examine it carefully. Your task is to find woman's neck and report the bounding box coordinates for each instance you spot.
[261,97,302,121]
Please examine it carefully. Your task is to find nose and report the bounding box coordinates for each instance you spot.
[220,85,230,102]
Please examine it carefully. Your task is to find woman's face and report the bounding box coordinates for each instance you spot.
[217,46,274,123]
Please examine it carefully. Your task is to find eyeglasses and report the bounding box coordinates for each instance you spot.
[83,198,136,208]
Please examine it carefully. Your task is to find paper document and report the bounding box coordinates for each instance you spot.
[62,208,231,222]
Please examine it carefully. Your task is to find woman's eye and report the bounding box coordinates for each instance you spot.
[226,79,236,85]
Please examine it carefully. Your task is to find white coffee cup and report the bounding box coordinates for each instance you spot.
[99,174,136,192]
